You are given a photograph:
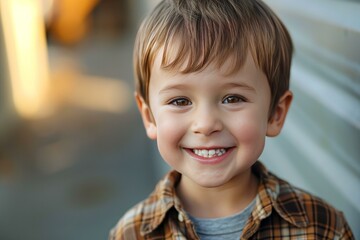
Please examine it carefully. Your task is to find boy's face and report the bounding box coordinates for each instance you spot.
[137,50,292,189]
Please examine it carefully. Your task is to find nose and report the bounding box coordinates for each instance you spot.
[191,104,223,136]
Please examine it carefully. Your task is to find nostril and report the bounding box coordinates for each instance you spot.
[192,120,223,136]
[191,107,223,135]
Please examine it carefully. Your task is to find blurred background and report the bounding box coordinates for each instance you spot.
[0,0,359,239]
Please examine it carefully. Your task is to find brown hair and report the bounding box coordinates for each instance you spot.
[134,0,293,116]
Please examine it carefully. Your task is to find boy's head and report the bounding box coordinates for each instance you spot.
[134,0,294,189]
[134,0,293,117]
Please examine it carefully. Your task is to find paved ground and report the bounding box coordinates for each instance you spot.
[0,31,161,240]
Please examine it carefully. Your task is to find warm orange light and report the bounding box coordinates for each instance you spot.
[0,0,50,119]
[50,0,99,44]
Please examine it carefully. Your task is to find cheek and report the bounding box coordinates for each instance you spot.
[155,112,187,158]
[233,118,267,162]
[231,110,268,145]
[157,113,183,140]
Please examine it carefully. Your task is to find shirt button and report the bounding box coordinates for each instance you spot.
[178,212,184,222]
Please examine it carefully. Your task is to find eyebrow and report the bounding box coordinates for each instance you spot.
[158,83,189,94]
[222,82,256,92]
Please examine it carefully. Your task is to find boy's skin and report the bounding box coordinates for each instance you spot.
[136,48,292,219]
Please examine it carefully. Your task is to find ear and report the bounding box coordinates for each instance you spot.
[266,90,293,137]
[135,92,157,140]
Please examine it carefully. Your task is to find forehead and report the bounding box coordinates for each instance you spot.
[149,29,254,78]
[152,45,253,78]
[151,44,262,79]
[150,46,268,91]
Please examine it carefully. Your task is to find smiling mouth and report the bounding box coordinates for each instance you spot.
[192,148,227,158]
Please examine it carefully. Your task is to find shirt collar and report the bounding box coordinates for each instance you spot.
[252,162,309,228]
[140,171,182,235]
[140,161,309,236]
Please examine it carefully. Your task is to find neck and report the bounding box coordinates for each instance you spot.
[176,169,258,218]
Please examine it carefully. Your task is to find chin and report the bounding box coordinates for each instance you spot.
[191,175,231,189]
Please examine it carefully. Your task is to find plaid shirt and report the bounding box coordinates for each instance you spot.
[109,162,354,239]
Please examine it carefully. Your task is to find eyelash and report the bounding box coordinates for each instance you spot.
[222,95,247,104]
[167,95,247,106]
[168,97,192,106]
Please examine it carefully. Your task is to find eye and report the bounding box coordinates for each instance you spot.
[222,95,246,104]
[169,97,192,106]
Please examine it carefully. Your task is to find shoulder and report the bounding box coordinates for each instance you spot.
[274,173,340,220]
[267,171,354,238]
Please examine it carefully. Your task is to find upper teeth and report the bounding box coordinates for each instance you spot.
[193,149,226,158]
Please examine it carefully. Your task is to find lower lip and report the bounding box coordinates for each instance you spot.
[185,148,234,165]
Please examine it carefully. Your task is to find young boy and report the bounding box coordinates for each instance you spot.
[110,0,354,239]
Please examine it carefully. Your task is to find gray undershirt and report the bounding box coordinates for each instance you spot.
[187,197,256,240]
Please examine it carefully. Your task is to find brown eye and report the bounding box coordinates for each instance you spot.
[222,95,245,104]
[170,98,192,106]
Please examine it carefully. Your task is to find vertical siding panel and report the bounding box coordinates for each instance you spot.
[263,0,360,237]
